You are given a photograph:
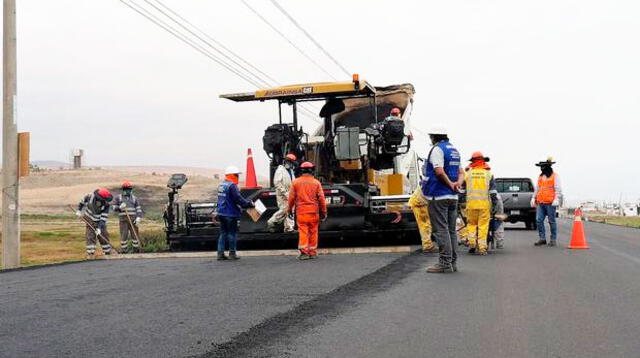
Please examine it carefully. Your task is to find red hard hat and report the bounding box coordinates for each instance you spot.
[300,161,314,169]
[390,107,401,116]
[96,189,113,201]
[285,153,297,162]
[121,180,133,189]
[469,151,490,162]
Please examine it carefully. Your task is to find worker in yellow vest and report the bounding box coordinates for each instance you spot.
[462,152,498,255]
[408,187,438,253]
[531,157,562,247]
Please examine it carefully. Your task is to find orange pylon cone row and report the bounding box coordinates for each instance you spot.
[243,148,259,189]
[568,208,589,249]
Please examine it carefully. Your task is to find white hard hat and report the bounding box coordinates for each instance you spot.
[427,125,448,136]
[224,166,241,175]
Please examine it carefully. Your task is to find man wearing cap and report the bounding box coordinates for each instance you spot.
[288,161,327,260]
[267,153,297,233]
[422,126,465,273]
[532,157,562,247]
[216,166,255,260]
[462,152,498,255]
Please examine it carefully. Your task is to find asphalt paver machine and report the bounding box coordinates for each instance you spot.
[164,76,421,249]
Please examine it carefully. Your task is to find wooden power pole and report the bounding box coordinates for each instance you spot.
[2,0,19,269]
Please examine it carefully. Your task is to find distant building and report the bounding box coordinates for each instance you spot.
[71,149,84,169]
[622,203,639,216]
[580,201,598,212]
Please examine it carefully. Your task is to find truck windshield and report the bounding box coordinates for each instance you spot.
[497,180,533,193]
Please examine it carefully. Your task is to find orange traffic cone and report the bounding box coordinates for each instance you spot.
[243,148,259,189]
[568,208,589,249]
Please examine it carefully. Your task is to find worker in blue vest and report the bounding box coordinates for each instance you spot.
[216,166,254,261]
[421,125,464,273]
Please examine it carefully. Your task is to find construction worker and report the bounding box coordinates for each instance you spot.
[531,157,562,247]
[385,107,402,121]
[267,153,297,233]
[287,161,327,260]
[76,189,114,257]
[462,152,498,255]
[407,186,437,253]
[216,166,255,261]
[490,193,505,250]
[113,181,143,253]
[422,126,464,273]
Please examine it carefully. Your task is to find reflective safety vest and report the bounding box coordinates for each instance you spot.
[465,168,491,210]
[536,173,556,204]
[421,141,461,198]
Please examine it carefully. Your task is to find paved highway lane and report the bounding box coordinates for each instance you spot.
[2,220,640,358]
[0,253,402,357]
[200,220,640,358]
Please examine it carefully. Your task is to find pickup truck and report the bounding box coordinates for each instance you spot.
[496,177,537,230]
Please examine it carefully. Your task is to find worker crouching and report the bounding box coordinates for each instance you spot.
[76,189,114,258]
[216,166,255,261]
[462,152,498,256]
[288,161,327,260]
[113,181,143,253]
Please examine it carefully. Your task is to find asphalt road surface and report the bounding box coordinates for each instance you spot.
[2,219,640,358]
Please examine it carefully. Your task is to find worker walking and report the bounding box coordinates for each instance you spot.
[76,189,114,257]
[408,186,437,253]
[267,153,297,233]
[422,126,464,273]
[532,157,562,247]
[462,152,498,255]
[216,166,255,261]
[113,181,143,253]
[288,161,327,260]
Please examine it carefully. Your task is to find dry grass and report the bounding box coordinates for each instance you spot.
[587,216,640,229]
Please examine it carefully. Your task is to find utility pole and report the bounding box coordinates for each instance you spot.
[2,0,19,269]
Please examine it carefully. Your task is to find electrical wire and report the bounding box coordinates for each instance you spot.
[239,0,337,80]
[269,0,351,77]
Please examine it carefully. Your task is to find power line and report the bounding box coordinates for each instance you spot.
[152,0,280,85]
[269,0,351,77]
[120,1,321,124]
[119,0,264,88]
[239,0,337,80]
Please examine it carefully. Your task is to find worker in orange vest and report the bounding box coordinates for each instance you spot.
[531,157,562,247]
[287,161,327,260]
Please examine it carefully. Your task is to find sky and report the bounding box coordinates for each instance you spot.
[4,0,640,204]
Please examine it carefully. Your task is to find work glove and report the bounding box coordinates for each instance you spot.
[75,210,82,217]
[119,202,127,210]
[320,212,327,222]
[95,228,102,236]
[552,198,560,207]
[530,198,536,208]
[135,217,142,225]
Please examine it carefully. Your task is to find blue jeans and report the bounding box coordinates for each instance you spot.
[536,204,557,241]
[217,216,238,255]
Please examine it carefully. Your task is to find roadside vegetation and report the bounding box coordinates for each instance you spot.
[0,213,167,267]
[586,215,640,229]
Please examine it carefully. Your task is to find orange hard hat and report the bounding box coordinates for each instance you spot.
[300,161,314,169]
[285,153,297,162]
[121,180,133,189]
[469,151,490,162]
[390,107,401,116]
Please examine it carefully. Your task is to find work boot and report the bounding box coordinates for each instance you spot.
[426,263,454,273]
[534,239,547,246]
[229,252,240,260]
[86,253,96,260]
[478,250,488,256]
[468,247,476,254]
[548,240,557,247]
[496,242,504,249]
[217,254,229,261]
[452,262,458,272]
[308,255,318,260]
[298,254,311,261]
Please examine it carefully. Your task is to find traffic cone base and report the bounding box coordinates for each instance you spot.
[568,209,589,249]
